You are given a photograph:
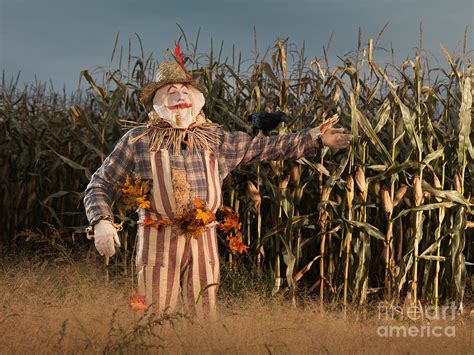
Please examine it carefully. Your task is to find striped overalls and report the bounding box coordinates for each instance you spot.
[135,149,222,319]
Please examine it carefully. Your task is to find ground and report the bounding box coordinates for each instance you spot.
[1,259,472,354]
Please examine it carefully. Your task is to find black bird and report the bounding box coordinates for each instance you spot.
[247,111,289,134]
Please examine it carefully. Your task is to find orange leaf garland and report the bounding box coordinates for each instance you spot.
[174,199,216,239]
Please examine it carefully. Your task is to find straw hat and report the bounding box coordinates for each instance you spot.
[140,60,205,106]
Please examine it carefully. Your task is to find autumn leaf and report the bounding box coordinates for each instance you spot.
[128,292,147,312]
[227,232,249,255]
[143,217,168,228]
[218,206,240,232]
[173,199,216,239]
[192,199,205,209]
[196,208,215,224]
[137,197,151,209]
[119,174,151,213]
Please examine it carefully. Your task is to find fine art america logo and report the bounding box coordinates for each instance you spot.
[376,302,457,337]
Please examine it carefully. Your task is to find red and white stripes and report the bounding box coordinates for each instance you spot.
[136,149,221,319]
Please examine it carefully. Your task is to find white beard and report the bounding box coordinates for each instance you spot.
[152,104,194,129]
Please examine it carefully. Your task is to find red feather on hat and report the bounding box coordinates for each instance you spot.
[175,43,183,67]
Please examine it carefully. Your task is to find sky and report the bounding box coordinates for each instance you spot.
[1,0,473,93]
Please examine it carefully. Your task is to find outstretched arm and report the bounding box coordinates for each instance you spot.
[218,127,322,177]
[218,125,352,178]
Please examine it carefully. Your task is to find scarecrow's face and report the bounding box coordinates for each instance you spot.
[152,83,205,129]
[166,84,191,108]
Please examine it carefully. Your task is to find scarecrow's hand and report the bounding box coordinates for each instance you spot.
[94,220,121,257]
[320,127,352,150]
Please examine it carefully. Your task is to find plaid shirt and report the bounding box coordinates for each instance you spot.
[84,125,321,223]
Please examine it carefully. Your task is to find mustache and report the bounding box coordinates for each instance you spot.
[165,102,192,110]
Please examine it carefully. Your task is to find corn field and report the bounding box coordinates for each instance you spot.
[1,31,473,312]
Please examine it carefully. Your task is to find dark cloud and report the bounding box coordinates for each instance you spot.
[1,0,472,92]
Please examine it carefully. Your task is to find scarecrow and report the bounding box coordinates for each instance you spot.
[84,46,352,319]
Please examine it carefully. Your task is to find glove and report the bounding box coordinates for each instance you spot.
[93,220,121,257]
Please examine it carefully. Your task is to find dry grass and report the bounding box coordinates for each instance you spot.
[1,260,472,354]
